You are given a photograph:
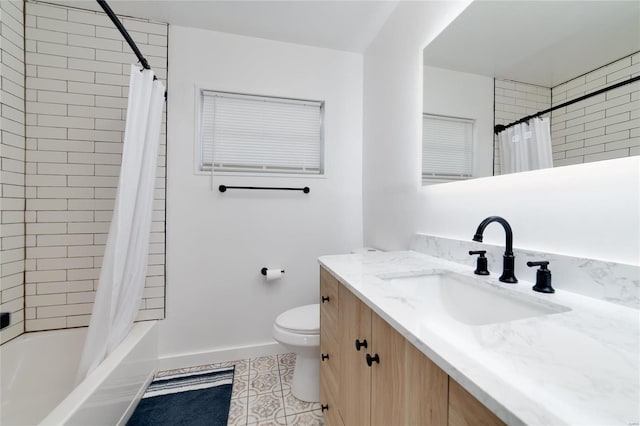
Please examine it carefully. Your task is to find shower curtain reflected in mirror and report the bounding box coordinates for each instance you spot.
[499,117,553,174]
[76,65,165,383]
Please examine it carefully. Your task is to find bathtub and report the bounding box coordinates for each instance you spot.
[1,321,157,425]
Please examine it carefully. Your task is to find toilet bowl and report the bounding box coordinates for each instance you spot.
[272,304,320,402]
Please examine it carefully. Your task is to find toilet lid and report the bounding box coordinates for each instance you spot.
[275,304,319,335]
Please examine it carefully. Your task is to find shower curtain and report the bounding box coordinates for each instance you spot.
[77,65,165,382]
[498,117,553,174]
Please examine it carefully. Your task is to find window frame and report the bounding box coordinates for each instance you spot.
[195,88,326,178]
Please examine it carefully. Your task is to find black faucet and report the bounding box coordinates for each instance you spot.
[472,216,518,283]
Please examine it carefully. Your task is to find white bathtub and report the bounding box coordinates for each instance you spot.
[1,321,157,425]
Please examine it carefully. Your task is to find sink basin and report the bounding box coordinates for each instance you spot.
[379,271,570,326]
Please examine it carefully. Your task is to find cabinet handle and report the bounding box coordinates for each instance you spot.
[321,404,329,412]
[355,339,368,351]
[366,353,380,367]
[322,296,330,303]
[321,353,329,361]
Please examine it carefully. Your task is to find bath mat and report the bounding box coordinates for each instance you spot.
[127,366,235,426]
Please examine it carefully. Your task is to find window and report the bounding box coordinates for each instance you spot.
[199,90,324,175]
[422,114,474,184]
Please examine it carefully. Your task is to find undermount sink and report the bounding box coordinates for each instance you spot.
[379,271,571,326]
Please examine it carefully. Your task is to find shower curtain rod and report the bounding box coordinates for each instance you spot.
[494,75,640,134]
[97,0,166,99]
[96,0,150,70]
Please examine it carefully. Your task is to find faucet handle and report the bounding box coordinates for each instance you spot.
[527,261,554,293]
[469,250,489,275]
[526,261,549,269]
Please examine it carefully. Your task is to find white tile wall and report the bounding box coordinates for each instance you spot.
[23,0,167,332]
[551,54,640,166]
[493,79,552,175]
[1,0,26,344]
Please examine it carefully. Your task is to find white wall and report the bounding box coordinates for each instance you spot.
[162,26,363,360]
[363,1,639,265]
[423,66,493,178]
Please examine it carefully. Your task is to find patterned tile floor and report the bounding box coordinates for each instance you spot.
[156,353,325,426]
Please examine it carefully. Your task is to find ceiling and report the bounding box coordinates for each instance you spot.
[54,0,399,53]
[423,0,640,87]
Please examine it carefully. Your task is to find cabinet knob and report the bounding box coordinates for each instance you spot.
[321,353,329,361]
[321,296,330,303]
[366,353,380,367]
[321,404,329,412]
[355,339,368,351]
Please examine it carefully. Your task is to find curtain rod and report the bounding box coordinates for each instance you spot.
[96,0,150,70]
[494,75,640,134]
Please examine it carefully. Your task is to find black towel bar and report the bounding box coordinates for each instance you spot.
[219,185,310,193]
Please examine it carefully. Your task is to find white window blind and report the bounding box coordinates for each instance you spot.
[200,91,324,174]
[422,114,474,183]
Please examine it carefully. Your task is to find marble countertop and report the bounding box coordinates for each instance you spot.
[318,250,640,426]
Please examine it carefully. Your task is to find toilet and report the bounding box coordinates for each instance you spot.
[272,304,320,402]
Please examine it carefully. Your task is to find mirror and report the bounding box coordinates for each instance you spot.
[422,0,640,184]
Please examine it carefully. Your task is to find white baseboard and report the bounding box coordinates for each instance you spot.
[157,341,287,371]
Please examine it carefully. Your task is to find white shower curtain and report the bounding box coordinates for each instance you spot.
[498,117,553,174]
[76,65,165,382]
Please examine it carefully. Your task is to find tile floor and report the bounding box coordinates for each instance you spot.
[156,353,325,426]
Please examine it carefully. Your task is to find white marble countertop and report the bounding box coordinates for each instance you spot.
[318,250,640,426]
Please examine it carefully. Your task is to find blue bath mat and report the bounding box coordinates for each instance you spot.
[127,366,234,426]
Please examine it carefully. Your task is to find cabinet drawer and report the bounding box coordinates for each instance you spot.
[321,366,345,426]
[320,267,339,337]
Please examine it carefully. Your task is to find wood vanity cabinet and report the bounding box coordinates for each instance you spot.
[319,267,344,426]
[448,379,505,426]
[320,266,505,426]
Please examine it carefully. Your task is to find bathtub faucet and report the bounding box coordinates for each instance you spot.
[472,216,518,283]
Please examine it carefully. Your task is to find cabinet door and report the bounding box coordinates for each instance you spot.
[339,285,372,426]
[371,312,448,426]
[448,378,505,426]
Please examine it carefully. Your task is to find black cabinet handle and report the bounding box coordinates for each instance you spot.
[366,353,380,367]
[321,353,329,361]
[322,296,330,303]
[355,339,367,351]
[321,404,329,412]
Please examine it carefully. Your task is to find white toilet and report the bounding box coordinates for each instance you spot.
[272,304,320,402]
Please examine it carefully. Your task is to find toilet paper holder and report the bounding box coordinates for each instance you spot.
[261,267,285,275]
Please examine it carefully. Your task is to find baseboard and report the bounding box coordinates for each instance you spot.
[157,341,287,371]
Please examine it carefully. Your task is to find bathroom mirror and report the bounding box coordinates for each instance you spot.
[422,0,640,184]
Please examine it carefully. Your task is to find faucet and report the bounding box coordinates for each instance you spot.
[472,216,518,283]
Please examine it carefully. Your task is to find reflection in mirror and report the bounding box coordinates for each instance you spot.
[422,0,640,184]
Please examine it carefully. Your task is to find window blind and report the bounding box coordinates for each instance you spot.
[200,91,323,174]
[422,114,474,183]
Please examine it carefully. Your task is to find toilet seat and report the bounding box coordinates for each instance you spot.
[274,304,319,335]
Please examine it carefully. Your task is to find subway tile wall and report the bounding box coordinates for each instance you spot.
[23,1,167,331]
[0,0,26,344]
[493,79,551,175]
[551,53,640,166]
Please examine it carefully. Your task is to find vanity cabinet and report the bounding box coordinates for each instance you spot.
[319,268,344,426]
[338,282,372,426]
[320,266,505,426]
[448,379,505,426]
